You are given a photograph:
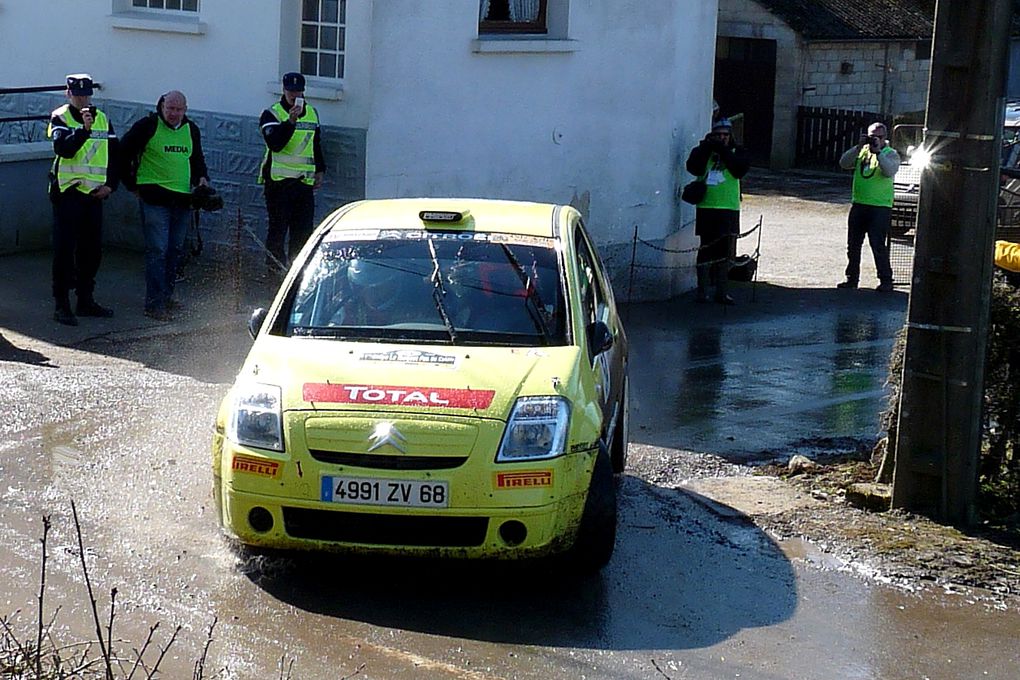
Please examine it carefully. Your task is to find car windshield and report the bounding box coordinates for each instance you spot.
[281,230,567,346]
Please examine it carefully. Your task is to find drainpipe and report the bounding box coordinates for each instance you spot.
[880,42,891,116]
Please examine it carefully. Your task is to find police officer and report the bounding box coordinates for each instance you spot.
[48,73,118,326]
[121,90,210,321]
[259,72,326,271]
[837,121,901,292]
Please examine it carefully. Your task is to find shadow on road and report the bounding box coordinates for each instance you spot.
[242,476,798,652]
[0,249,270,384]
[0,331,54,366]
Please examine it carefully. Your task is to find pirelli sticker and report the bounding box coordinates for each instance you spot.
[494,470,553,490]
[232,454,280,479]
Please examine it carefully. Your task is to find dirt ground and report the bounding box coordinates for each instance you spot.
[758,454,1020,607]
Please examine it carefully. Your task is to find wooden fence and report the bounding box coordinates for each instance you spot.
[796,106,892,168]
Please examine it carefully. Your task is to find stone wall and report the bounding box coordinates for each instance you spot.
[801,41,930,115]
[0,93,366,257]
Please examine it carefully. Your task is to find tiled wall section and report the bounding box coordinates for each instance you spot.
[0,93,366,256]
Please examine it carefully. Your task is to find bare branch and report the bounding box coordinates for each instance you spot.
[127,622,160,680]
[36,514,52,679]
[193,616,217,680]
[340,662,367,679]
[71,499,114,679]
[107,586,118,674]
[146,624,182,679]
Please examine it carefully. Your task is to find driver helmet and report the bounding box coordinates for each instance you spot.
[346,258,399,311]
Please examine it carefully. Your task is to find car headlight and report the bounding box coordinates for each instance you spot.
[496,396,570,462]
[227,382,284,452]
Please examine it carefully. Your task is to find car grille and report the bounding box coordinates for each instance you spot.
[307,450,468,470]
[282,507,488,547]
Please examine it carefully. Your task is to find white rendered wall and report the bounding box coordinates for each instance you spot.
[0,0,717,298]
[365,1,717,297]
[0,0,373,129]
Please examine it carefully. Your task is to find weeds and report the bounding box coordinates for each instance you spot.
[878,271,1020,531]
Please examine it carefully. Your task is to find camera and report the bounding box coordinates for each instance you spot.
[191,184,223,212]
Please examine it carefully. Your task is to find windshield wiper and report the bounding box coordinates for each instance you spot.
[427,239,458,344]
[499,243,551,341]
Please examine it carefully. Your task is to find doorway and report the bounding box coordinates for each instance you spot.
[715,36,777,167]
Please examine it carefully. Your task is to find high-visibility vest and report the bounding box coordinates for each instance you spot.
[260,102,318,185]
[48,105,110,194]
[698,153,741,211]
[136,117,193,194]
[852,147,895,208]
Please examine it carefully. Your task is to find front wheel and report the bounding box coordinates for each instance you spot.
[610,376,629,474]
[569,447,617,572]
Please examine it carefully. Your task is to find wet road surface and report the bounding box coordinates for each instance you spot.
[2,179,1019,679]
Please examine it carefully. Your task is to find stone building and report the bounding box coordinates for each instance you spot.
[716,0,934,168]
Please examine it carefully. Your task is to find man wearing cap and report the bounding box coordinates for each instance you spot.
[837,121,900,292]
[47,73,119,325]
[121,90,211,321]
[685,118,750,304]
[258,72,326,271]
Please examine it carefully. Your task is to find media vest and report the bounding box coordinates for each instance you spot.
[698,153,741,211]
[136,117,194,194]
[260,102,318,185]
[48,105,110,194]
[852,147,895,208]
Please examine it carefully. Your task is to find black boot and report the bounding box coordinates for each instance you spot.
[54,298,78,326]
[714,263,735,305]
[695,265,710,303]
[76,296,114,318]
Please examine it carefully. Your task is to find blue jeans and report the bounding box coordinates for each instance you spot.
[140,200,190,311]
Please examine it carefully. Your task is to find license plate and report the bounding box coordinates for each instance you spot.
[321,476,449,508]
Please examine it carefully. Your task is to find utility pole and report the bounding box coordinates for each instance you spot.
[891,0,1014,524]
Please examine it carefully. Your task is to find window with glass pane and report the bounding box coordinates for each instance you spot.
[479,0,547,34]
[301,0,346,80]
[132,0,199,11]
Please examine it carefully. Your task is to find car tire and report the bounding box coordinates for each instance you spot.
[570,446,617,572]
[610,376,629,474]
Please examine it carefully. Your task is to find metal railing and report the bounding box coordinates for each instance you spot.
[0,83,103,124]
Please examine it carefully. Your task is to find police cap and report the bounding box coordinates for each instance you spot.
[66,73,94,96]
[282,72,305,92]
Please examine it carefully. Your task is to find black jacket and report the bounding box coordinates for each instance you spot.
[259,96,326,184]
[686,138,750,180]
[120,110,209,207]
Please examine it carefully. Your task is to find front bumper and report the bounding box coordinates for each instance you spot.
[212,431,596,559]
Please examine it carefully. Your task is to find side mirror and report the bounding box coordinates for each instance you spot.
[248,307,268,339]
[586,320,614,355]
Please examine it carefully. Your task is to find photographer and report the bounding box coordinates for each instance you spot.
[685,118,750,304]
[121,90,210,321]
[837,121,900,292]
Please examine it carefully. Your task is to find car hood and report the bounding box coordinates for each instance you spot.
[238,337,582,420]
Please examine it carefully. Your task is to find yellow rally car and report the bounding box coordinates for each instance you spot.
[212,198,629,570]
